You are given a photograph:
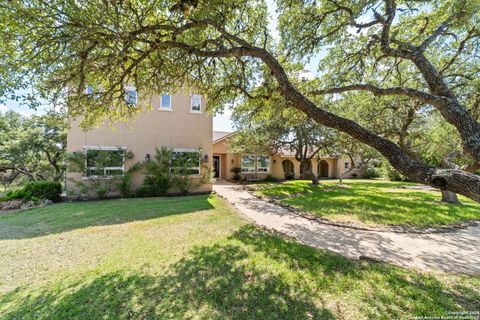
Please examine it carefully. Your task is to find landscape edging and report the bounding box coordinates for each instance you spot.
[244,187,479,234]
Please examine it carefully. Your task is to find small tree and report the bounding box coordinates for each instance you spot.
[231,96,337,185]
[140,147,211,196]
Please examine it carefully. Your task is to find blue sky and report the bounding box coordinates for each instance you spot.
[1,1,321,132]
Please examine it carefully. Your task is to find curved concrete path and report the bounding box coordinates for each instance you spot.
[213,181,480,275]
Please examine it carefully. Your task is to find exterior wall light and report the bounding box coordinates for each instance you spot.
[203,154,209,163]
[144,153,151,162]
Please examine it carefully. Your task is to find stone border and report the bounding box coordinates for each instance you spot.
[243,186,479,234]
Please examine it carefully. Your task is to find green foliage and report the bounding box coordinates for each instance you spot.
[0,110,68,186]
[255,180,480,227]
[0,0,479,203]
[95,186,109,200]
[3,189,31,201]
[0,196,479,319]
[138,175,171,197]
[230,167,242,182]
[1,181,61,202]
[117,173,133,198]
[23,181,62,202]
[263,174,278,183]
[67,149,137,199]
[380,162,407,182]
[139,147,210,196]
[362,164,381,179]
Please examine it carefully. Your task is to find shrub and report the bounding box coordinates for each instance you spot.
[135,185,156,198]
[154,174,171,196]
[230,167,242,182]
[284,173,294,180]
[117,174,133,198]
[363,164,381,179]
[263,174,278,182]
[22,181,62,201]
[95,186,109,200]
[380,162,407,181]
[66,149,136,199]
[139,147,209,196]
[5,189,31,201]
[140,174,171,197]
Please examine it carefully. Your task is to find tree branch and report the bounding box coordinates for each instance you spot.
[311,84,446,106]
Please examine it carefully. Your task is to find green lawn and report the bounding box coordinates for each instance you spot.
[252,179,480,227]
[0,195,479,319]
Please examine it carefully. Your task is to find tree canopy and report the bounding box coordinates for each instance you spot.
[0,110,68,186]
[0,0,479,201]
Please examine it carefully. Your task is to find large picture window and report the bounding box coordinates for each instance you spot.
[84,146,125,177]
[171,149,201,175]
[257,156,270,173]
[241,155,270,173]
[241,155,256,173]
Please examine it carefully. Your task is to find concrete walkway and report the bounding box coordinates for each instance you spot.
[213,181,480,275]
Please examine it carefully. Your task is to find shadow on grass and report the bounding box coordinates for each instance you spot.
[277,181,480,226]
[1,226,478,319]
[0,195,214,240]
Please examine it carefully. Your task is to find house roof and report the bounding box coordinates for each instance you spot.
[213,131,235,143]
[277,147,337,159]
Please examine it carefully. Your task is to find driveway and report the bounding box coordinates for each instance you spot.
[214,180,480,275]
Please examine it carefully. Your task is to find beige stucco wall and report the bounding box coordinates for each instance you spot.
[66,91,213,196]
[212,136,354,181]
[336,157,363,178]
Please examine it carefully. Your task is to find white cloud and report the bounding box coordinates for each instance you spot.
[0,105,9,113]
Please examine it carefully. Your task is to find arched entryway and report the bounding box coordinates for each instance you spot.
[318,160,329,178]
[282,159,294,180]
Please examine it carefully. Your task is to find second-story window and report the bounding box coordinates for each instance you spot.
[125,87,138,105]
[191,94,202,113]
[85,85,94,95]
[160,94,172,110]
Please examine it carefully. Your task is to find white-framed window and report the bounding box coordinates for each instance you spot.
[257,156,270,173]
[85,85,94,95]
[125,87,138,105]
[171,148,201,175]
[344,162,349,169]
[160,94,172,110]
[84,146,126,178]
[241,155,256,173]
[190,94,202,113]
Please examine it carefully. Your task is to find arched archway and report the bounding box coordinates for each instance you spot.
[318,160,329,178]
[282,159,294,180]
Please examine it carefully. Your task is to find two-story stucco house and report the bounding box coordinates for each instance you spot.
[66,89,362,195]
[66,89,213,195]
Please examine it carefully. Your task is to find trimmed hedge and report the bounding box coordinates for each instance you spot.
[23,181,62,202]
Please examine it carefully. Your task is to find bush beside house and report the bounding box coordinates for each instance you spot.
[66,147,212,199]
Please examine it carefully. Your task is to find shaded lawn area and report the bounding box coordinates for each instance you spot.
[0,196,479,319]
[253,179,480,227]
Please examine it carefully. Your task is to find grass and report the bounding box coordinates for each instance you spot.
[252,179,480,227]
[0,195,478,319]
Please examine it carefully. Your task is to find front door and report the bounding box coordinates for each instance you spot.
[213,156,220,178]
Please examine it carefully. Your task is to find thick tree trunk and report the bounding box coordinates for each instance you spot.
[299,160,319,184]
[252,48,480,202]
[441,190,460,204]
